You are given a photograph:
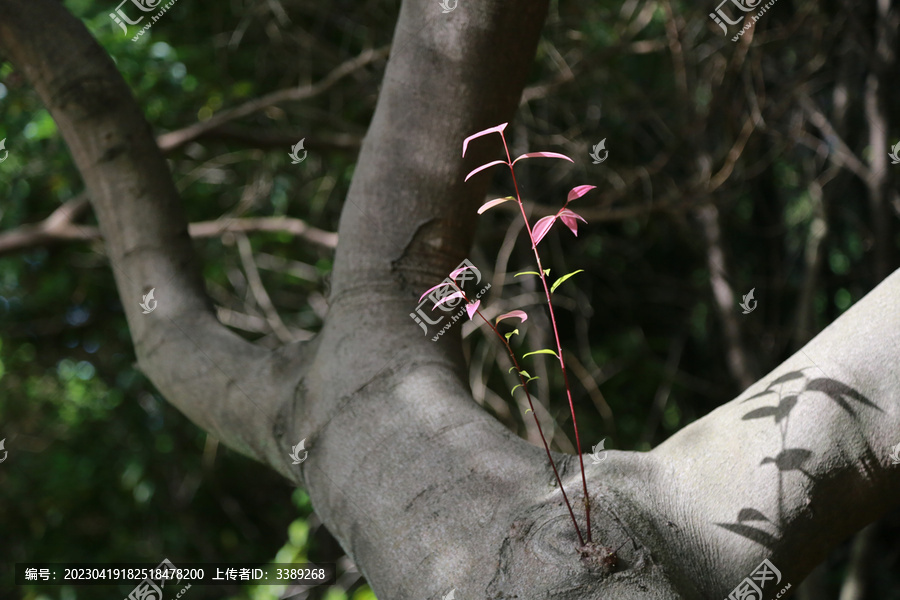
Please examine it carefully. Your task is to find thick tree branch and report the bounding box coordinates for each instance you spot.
[0,0,304,475]
[651,269,900,595]
[296,0,900,594]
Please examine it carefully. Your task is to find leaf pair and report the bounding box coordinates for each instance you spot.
[508,350,560,396]
[530,185,596,247]
[465,150,574,183]
[510,367,541,396]
[462,122,572,175]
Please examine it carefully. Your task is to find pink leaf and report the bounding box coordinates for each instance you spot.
[511,151,574,165]
[449,265,476,280]
[477,196,516,215]
[558,208,587,236]
[566,185,597,203]
[432,291,465,310]
[466,299,481,320]
[531,215,557,247]
[419,282,453,303]
[465,160,509,182]
[495,310,528,325]
[462,123,508,157]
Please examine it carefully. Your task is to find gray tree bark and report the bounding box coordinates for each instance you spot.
[1,0,899,598]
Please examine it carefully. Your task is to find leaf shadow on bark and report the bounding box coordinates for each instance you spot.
[716,369,881,550]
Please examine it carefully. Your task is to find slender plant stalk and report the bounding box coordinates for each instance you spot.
[435,121,598,546]
[448,281,585,545]
[496,130,593,543]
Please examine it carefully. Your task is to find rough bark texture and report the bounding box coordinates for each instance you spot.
[1,0,899,598]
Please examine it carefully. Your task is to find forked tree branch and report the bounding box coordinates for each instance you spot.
[0,0,306,476]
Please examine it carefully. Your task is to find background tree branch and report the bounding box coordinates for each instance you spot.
[0,210,338,256]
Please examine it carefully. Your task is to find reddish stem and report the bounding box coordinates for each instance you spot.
[498,133,593,543]
[449,282,585,545]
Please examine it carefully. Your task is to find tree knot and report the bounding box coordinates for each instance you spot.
[577,541,620,575]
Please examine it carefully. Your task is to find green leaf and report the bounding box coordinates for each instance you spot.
[508,366,518,373]
[543,268,551,276]
[505,329,519,341]
[512,375,540,396]
[550,269,584,294]
[523,349,559,359]
[515,271,541,278]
